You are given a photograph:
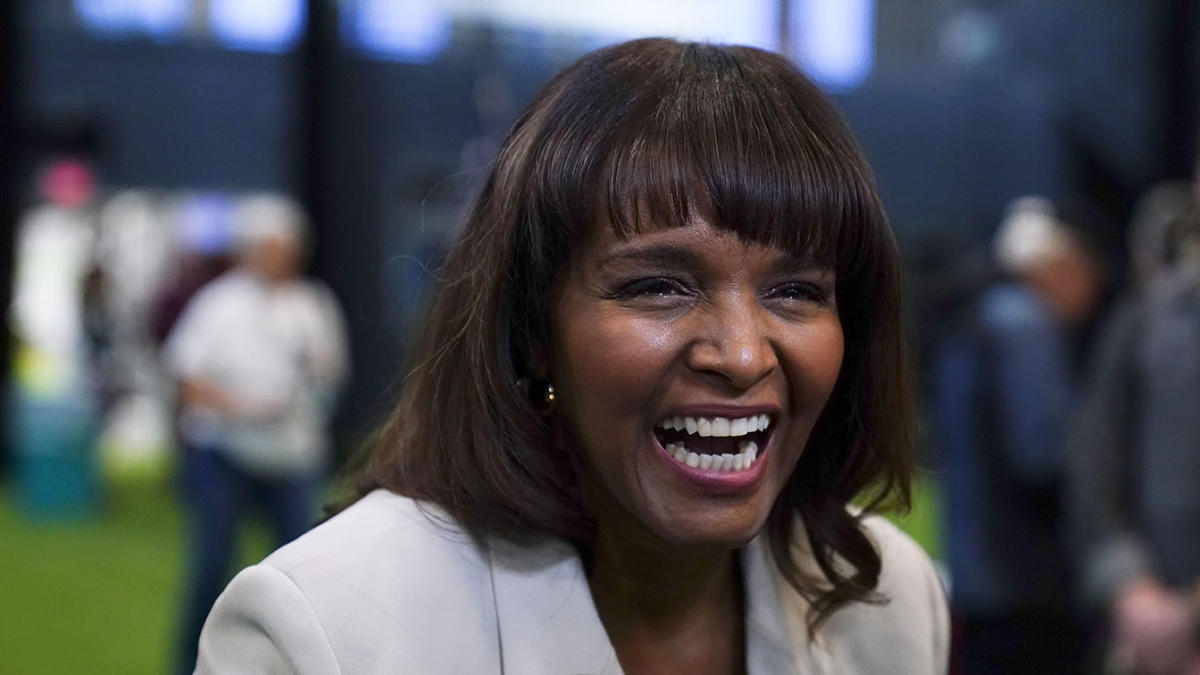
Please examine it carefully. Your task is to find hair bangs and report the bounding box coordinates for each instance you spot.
[591,45,877,280]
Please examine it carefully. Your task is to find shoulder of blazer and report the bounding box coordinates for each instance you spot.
[263,489,481,575]
[246,490,505,670]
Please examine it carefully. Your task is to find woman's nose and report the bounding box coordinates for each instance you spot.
[685,297,778,390]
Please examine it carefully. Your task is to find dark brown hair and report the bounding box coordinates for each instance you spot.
[353,38,913,627]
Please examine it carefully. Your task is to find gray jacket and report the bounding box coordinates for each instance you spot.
[1068,266,1200,608]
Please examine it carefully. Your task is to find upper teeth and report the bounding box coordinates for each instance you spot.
[657,414,770,437]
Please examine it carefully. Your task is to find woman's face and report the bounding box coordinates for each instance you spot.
[550,218,843,552]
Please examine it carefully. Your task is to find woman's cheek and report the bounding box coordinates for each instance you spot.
[563,314,680,403]
[789,321,844,413]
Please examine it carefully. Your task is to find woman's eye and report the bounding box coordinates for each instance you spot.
[767,281,829,305]
[616,277,689,299]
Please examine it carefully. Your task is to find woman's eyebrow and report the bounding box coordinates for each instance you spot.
[596,244,833,277]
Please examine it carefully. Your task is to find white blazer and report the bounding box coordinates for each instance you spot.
[197,490,948,674]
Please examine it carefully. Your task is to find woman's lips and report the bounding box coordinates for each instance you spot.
[651,412,774,492]
[653,412,772,469]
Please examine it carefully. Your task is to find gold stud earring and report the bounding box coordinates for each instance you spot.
[517,378,556,413]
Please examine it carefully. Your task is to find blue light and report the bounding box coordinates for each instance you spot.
[456,0,778,52]
[342,0,452,64]
[175,193,236,255]
[74,0,128,32]
[74,0,189,41]
[209,0,306,53]
[790,0,875,90]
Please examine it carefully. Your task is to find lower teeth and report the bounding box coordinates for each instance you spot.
[666,440,758,472]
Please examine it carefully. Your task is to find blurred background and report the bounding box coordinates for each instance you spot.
[1,1,1197,673]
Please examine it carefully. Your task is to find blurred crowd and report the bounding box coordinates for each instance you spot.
[931,176,1200,674]
[8,159,348,674]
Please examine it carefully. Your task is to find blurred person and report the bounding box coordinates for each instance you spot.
[1067,179,1200,675]
[194,39,949,674]
[933,196,1102,674]
[9,158,105,515]
[1125,182,1199,287]
[89,191,181,474]
[165,193,349,674]
[10,158,98,391]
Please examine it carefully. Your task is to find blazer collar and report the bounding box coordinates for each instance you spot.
[487,532,827,675]
[740,533,830,674]
[488,536,623,675]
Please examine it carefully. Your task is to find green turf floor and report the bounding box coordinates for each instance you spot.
[889,470,943,560]
[0,482,183,674]
[0,475,941,673]
[0,482,272,674]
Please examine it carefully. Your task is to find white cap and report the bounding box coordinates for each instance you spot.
[234,193,308,251]
[992,195,1071,274]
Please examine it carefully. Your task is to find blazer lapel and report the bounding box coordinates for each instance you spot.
[741,532,831,675]
[488,537,623,675]
[487,530,829,675]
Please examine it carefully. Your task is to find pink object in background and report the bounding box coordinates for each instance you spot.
[40,159,95,210]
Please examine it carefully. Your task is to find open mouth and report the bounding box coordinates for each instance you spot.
[653,414,772,473]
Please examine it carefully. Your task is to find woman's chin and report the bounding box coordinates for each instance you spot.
[642,505,771,553]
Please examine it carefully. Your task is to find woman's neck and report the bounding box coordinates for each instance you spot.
[586,526,747,675]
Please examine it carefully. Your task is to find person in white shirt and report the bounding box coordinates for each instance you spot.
[164,193,348,675]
